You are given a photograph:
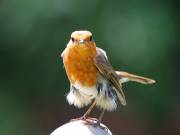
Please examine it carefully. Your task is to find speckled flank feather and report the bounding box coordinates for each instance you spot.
[95,95,117,111]
[95,76,118,111]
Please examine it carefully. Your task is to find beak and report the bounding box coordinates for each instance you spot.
[79,39,84,44]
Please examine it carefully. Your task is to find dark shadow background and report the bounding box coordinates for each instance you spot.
[0,0,179,135]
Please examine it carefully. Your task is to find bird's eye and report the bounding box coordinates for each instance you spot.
[89,36,93,41]
[71,37,75,42]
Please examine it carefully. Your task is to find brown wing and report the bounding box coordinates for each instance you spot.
[94,47,126,106]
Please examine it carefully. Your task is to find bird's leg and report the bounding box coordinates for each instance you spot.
[98,109,105,123]
[90,109,105,124]
[84,109,106,129]
[96,109,107,129]
[71,99,96,122]
[82,99,96,119]
[71,100,106,128]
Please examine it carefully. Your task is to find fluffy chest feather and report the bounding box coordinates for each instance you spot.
[63,44,98,86]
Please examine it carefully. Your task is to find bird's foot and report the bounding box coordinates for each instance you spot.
[70,117,106,130]
[84,117,98,124]
[70,116,97,122]
[84,118,107,130]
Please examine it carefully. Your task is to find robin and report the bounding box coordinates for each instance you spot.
[61,30,155,124]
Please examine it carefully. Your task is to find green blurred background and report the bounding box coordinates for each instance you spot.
[0,0,179,135]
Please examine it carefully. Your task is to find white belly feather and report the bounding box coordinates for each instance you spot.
[66,75,117,111]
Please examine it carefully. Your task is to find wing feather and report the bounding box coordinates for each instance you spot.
[94,47,126,106]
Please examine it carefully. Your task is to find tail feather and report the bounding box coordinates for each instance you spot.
[116,71,156,84]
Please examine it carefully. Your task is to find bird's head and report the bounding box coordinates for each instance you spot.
[69,30,94,45]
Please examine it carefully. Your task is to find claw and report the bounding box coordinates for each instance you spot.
[70,116,86,122]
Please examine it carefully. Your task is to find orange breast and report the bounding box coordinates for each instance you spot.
[63,43,98,87]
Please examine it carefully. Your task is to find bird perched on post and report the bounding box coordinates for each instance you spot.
[61,30,155,124]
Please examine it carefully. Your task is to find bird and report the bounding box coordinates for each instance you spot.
[61,30,155,124]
